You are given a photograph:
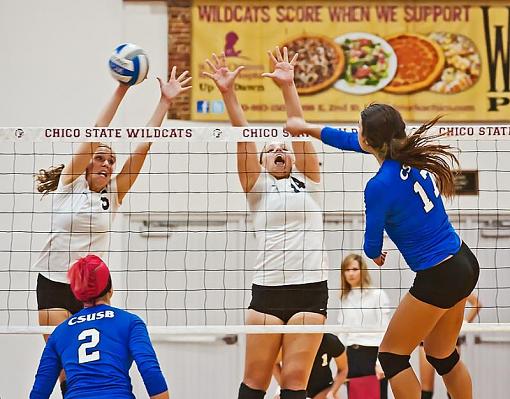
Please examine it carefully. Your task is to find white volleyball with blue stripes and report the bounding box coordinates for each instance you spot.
[108,43,149,85]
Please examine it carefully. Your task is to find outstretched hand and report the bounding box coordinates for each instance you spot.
[373,251,387,267]
[284,116,309,137]
[262,46,298,86]
[157,66,192,102]
[202,52,245,93]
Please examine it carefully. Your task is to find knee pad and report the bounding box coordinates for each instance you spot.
[426,349,460,376]
[60,380,68,396]
[421,391,433,399]
[238,382,265,399]
[378,352,411,379]
[280,389,307,399]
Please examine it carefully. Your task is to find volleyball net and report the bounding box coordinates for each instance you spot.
[0,125,509,334]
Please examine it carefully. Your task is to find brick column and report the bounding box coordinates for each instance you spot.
[168,0,192,120]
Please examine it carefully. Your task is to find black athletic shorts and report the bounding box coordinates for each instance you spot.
[249,280,328,323]
[410,242,479,309]
[36,273,83,315]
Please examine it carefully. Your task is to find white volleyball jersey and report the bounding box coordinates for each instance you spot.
[33,174,120,283]
[247,170,328,286]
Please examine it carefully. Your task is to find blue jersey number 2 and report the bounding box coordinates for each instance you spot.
[78,328,100,364]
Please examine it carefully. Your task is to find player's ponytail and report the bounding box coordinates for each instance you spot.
[35,143,114,195]
[35,164,64,195]
[389,116,459,198]
[361,104,459,198]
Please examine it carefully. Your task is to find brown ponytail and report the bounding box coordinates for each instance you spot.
[35,164,64,195]
[389,116,459,198]
[361,104,459,198]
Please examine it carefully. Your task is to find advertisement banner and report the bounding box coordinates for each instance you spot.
[190,1,510,122]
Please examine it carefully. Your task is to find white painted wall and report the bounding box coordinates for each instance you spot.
[1,1,510,399]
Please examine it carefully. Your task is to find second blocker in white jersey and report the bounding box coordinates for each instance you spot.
[247,170,328,286]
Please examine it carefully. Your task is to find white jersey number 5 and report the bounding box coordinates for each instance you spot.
[78,328,100,364]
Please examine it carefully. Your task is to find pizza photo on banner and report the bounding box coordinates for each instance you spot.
[189,0,510,122]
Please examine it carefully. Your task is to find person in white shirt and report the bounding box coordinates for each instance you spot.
[203,48,327,399]
[338,254,391,398]
[33,67,191,396]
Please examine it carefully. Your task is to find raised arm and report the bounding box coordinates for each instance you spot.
[116,67,192,203]
[60,83,129,186]
[203,52,259,193]
[263,46,320,182]
[285,118,365,154]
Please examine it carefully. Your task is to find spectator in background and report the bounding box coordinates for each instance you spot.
[338,254,391,399]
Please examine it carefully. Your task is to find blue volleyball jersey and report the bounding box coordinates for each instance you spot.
[363,159,461,271]
[30,304,167,399]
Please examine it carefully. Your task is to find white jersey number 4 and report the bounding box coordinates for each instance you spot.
[78,328,100,364]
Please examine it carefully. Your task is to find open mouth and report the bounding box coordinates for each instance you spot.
[274,154,285,166]
[97,171,108,178]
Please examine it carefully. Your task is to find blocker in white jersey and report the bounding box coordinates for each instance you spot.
[247,170,328,286]
[203,48,328,399]
[33,174,120,284]
[32,70,192,397]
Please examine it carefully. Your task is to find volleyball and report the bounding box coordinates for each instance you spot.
[108,43,149,85]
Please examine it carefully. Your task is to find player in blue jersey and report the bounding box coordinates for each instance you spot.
[30,255,169,399]
[285,104,479,399]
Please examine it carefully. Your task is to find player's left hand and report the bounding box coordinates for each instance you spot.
[373,251,387,267]
[262,46,298,86]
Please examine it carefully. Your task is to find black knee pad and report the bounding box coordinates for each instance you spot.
[280,389,307,399]
[60,380,68,397]
[238,382,265,399]
[426,349,460,376]
[421,391,433,399]
[378,352,411,379]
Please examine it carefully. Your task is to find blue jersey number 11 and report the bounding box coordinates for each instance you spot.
[414,170,440,213]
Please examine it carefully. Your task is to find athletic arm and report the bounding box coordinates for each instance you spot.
[129,318,168,397]
[285,118,365,154]
[61,84,129,186]
[202,52,259,193]
[30,337,62,399]
[320,127,366,153]
[329,352,348,397]
[116,68,192,202]
[465,293,481,323]
[263,47,320,182]
[363,179,390,262]
[151,391,170,399]
[226,87,259,193]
